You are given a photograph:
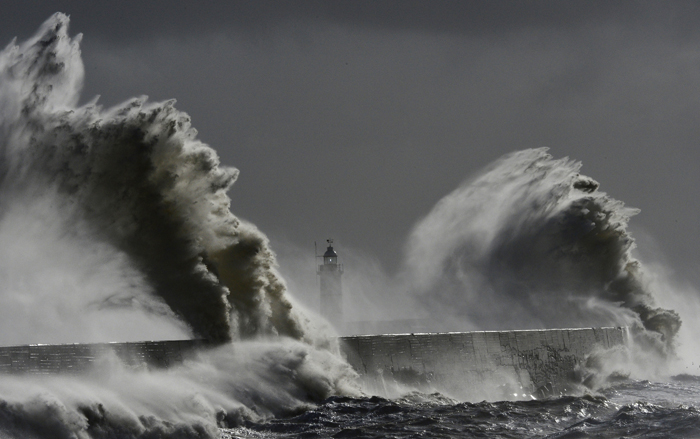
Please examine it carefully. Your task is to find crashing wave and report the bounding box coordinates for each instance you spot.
[405,148,680,352]
[0,13,358,437]
[0,13,313,344]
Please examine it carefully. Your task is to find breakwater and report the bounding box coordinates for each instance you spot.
[340,327,628,398]
[0,340,206,374]
[0,328,627,398]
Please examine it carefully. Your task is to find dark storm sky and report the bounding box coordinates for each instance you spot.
[3,1,700,284]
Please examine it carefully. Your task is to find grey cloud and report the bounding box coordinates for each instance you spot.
[60,16,700,280]
[4,1,700,47]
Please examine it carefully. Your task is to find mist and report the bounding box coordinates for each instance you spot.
[0,341,357,438]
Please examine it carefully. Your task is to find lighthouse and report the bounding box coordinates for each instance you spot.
[318,239,343,327]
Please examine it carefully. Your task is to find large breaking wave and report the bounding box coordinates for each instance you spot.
[0,13,358,438]
[0,13,311,345]
[405,149,681,351]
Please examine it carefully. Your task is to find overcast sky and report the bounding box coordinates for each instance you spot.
[4,1,700,290]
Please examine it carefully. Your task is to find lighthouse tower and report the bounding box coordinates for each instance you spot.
[318,239,343,327]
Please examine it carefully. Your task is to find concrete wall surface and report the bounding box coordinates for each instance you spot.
[0,340,205,374]
[0,328,627,400]
[339,327,628,399]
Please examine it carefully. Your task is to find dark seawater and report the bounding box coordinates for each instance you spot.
[223,376,700,439]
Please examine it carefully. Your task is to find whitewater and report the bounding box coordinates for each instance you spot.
[0,13,698,439]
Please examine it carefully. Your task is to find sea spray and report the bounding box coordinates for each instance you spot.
[0,13,359,437]
[0,13,312,344]
[405,149,680,353]
[0,341,357,438]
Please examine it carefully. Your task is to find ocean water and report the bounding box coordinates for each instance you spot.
[225,376,700,438]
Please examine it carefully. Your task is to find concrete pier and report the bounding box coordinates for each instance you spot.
[0,340,206,374]
[0,327,627,399]
[340,327,628,398]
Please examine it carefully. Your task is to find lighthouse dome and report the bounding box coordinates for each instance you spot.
[323,246,338,258]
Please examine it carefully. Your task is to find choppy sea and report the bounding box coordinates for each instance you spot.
[224,375,700,438]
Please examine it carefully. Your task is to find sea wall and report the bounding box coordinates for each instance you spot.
[0,328,628,398]
[0,340,205,374]
[340,327,628,399]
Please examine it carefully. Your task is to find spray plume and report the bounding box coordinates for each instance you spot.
[0,13,360,437]
[405,148,680,352]
[0,13,310,344]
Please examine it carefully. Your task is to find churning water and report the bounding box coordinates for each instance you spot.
[224,377,700,438]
